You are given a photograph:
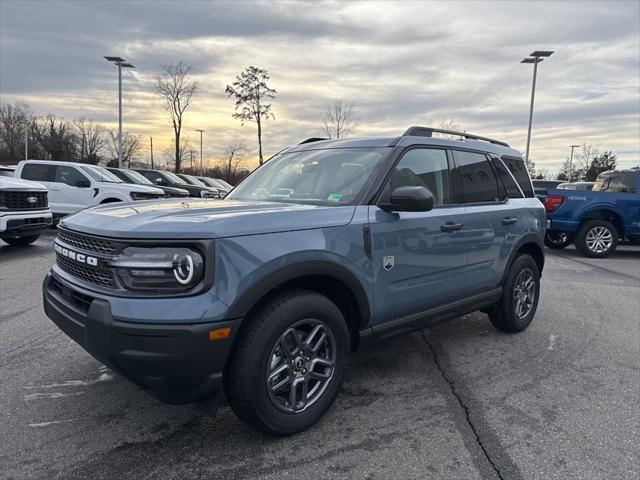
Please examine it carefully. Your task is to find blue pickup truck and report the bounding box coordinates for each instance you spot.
[545,167,639,257]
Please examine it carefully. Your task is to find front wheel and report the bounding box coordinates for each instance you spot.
[2,235,39,247]
[574,219,618,258]
[225,290,349,435]
[488,254,540,333]
[544,231,572,249]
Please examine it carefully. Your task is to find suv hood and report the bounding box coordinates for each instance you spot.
[60,199,356,239]
[0,176,47,191]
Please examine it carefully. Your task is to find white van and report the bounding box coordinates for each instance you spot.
[16,160,165,216]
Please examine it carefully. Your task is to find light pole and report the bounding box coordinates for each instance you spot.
[24,124,28,160]
[104,56,135,168]
[150,136,154,169]
[568,144,580,182]
[195,129,205,175]
[521,50,554,166]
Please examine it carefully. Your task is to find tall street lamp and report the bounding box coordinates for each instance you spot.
[104,56,135,168]
[568,144,581,182]
[195,129,205,175]
[521,50,554,166]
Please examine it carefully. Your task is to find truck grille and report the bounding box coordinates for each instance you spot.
[55,252,115,288]
[0,191,48,210]
[57,229,116,255]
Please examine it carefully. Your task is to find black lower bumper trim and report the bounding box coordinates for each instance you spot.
[43,272,240,405]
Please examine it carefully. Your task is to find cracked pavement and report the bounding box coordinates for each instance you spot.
[1,231,639,479]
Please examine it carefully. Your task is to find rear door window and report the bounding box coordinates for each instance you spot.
[501,156,534,197]
[607,172,637,193]
[21,163,54,182]
[453,150,501,203]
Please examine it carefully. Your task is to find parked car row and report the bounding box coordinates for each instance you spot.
[1,160,235,246]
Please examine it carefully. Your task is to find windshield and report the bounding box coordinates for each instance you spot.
[179,174,207,186]
[215,178,232,189]
[80,165,123,183]
[124,169,154,185]
[162,171,187,184]
[199,177,222,188]
[228,148,387,205]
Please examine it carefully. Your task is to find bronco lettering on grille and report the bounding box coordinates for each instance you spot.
[54,243,98,266]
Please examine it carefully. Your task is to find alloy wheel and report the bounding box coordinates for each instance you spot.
[585,226,613,254]
[512,268,536,319]
[266,319,337,414]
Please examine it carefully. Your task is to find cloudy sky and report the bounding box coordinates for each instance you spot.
[1,0,639,172]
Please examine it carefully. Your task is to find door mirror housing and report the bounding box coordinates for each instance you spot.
[75,179,91,188]
[380,186,434,212]
[154,177,165,185]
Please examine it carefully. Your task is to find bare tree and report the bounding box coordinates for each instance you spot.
[156,62,198,173]
[219,143,248,182]
[320,99,357,139]
[0,102,29,162]
[431,118,462,139]
[74,118,106,164]
[573,143,599,180]
[107,130,142,168]
[162,136,194,171]
[226,66,276,165]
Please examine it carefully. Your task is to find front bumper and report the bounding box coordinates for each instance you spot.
[0,210,52,237]
[43,272,240,405]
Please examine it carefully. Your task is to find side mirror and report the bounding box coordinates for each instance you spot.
[75,179,91,188]
[380,186,434,212]
[154,177,164,185]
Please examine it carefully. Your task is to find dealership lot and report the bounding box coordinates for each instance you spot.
[1,231,638,480]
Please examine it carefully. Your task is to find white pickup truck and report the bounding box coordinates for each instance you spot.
[0,175,53,246]
[15,160,165,218]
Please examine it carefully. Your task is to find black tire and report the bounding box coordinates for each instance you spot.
[225,289,349,435]
[544,231,572,249]
[2,235,39,246]
[488,254,540,333]
[574,219,618,258]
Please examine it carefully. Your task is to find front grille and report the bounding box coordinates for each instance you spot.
[56,252,115,288]
[0,191,48,210]
[57,229,115,255]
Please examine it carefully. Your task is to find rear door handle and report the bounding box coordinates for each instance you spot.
[502,217,518,225]
[441,222,463,232]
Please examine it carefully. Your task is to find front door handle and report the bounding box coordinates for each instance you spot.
[441,222,463,232]
[502,217,518,225]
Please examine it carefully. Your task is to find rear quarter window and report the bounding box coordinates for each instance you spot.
[501,156,534,197]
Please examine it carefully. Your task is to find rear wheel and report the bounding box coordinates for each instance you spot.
[225,290,349,435]
[575,219,618,258]
[488,254,540,333]
[2,235,39,247]
[544,231,572,249]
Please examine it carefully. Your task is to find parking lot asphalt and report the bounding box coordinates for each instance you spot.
[1,231,638,480]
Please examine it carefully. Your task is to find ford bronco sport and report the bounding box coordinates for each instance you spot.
[43,127,545,434]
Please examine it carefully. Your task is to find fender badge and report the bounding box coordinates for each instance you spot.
[383,256,394,271]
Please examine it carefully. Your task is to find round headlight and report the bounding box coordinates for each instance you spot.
[173,253,195,284]
[111,246,204,292]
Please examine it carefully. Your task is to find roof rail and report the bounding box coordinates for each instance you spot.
[298,137,329,145]
[402,126,510,148]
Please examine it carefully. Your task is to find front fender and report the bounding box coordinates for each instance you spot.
[214,226,372,323]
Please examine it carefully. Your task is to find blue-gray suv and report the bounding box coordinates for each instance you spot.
[43,126,545,434]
